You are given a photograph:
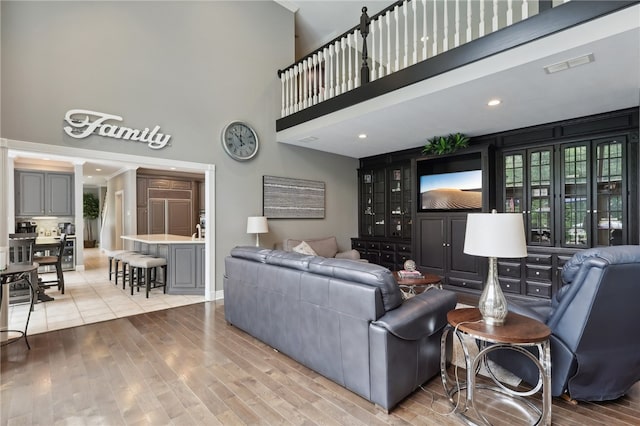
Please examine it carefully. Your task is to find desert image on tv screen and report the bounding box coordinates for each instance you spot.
[420,170,482,210]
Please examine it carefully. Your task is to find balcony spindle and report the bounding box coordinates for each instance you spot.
[522,0,529,20]
[328,44,335,98]
[340,38,346,94]
[320,49,327,102]
[293,64,299,112]
[479,0,486,37]
[280,72,286,117]
[443,0,449,52]
[302,59,308,109]
[287,69,293,115]
[354,33,360,88]
[454,0,460,47]
[347,33,353,90]
[507,0,514,25]
[467,0,472,43]
[311,54,316,105]
[394,6,400,72]
[371,19,377,81]
[412,0,418,65]
[386,12,392,73]
[378,17,385,78]
[493,0,499,32]
[422,0,427,60]
[432,0,438,56]
[403,1,409,69]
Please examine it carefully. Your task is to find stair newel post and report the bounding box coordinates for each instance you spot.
[359,6,370,85]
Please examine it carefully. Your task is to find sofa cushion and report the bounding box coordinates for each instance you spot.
[266,250,315,271]
[230,246,271,263]
[292,241,318,256]
[308,257,403,312]
[284,237,338,258]
[561,245,640,284]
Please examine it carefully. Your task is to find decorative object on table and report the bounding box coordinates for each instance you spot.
[221,121,259,161]
[463,209,527,325]
[246,216,269,247]
[403,259,416,272]
[83,192,100,248]
[263,175,325,219]
[422,132,470,155]
[397,270,424,279]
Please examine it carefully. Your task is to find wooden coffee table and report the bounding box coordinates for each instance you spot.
[392,271,442,298]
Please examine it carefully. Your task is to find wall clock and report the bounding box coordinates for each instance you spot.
[221,121,259,161]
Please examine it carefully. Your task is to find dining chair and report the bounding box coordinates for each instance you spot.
[33,233,67,294]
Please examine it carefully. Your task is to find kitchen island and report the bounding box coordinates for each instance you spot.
[121,234,205,295]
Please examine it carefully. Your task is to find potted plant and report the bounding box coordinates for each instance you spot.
[422,132,470,155]
[83,192,100,248]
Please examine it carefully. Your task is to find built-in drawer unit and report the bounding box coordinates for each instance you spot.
[498,261,521,278]
[526,265,552,282]
[351,238,412,271]
[448,277,483,291]
[526,281,552,298]
[499,277,521,294]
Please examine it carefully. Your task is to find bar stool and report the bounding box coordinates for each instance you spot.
[113,251,139,289]
[127,256,167,298]
[33,234,66,294]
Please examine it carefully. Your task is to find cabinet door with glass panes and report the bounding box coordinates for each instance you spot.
[388,163,412,239]
[560,137,627,247]
[360,168,387,237]
[503,147,554,246]
[593,137,626,246]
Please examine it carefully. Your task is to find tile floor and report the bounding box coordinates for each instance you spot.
[7,248,204,335]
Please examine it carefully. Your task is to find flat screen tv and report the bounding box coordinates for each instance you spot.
[417,153,483,211]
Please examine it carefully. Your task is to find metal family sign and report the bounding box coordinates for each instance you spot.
[63,109,172,150]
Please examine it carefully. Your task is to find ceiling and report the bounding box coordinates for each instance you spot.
[276,2,640,159]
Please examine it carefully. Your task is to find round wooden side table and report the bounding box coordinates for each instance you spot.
[440,308,552,426]
[392,271,442,298]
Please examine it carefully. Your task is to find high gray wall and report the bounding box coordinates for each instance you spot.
[1,1,359,292]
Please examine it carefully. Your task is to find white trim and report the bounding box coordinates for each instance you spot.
[4,138,217,300]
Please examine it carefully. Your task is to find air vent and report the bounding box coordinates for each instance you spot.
[544,53,594,74]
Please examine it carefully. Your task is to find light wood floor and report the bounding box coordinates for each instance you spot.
[1,301,639,425]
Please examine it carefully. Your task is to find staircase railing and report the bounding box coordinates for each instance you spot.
[278,0,569,119]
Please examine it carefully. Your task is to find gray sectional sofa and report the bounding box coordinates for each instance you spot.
[223,246,457,411]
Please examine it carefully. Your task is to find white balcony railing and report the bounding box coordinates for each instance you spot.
[279,0,570,119]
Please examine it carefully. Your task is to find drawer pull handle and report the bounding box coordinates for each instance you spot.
[506,268,511,272]
[506,284,510,288]
[536,271,540,275]
[536,289,540,292]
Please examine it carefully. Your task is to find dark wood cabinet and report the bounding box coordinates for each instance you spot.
[414,213,483,292]
[351,237,411,271]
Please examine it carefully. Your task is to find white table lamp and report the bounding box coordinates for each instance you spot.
[464,209,527,325]
[247,216,269,247]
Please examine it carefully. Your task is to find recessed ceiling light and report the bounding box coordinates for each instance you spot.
[358,134,367,139]
[95,168,102,172]
[87,176,93,179]
[170,167,177,170]
[43,158,50,161]
[487,99,501,106]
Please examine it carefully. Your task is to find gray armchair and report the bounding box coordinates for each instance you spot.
[492,245,640,401]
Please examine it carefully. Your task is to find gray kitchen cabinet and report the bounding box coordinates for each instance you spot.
[196,243,206,289]
[15,170,73,216]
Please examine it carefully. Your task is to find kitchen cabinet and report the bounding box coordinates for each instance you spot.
[15,170,73,217]
[414,213,483,292]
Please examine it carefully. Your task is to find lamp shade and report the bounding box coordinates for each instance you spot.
[246,216,269,234]
[464,212,527,258]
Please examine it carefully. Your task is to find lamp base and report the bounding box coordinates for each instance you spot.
[478,256,508,325]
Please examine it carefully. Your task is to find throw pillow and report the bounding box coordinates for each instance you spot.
[292,241,317,256]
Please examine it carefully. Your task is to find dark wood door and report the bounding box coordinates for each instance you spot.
[167,199,192,236]
[149,199,166,234]
[417,215,445,275]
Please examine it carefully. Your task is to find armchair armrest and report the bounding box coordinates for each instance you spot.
[372,289,457,340]
[506,299,551,323]
[335,249,362,260]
